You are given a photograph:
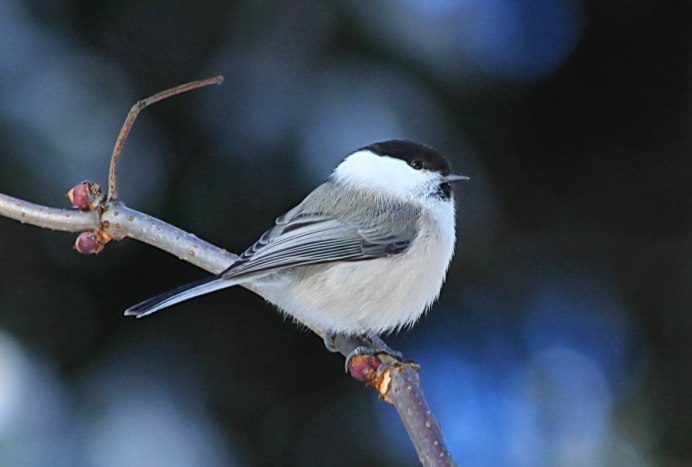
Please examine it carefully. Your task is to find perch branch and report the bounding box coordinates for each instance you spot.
[102,202,237,274]
[0,78,455,467]
[380,358,454,466]
[0,193,98,231]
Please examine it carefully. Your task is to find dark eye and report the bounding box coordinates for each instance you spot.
[410,160,424,170]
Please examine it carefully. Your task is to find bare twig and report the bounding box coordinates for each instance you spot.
[0,78,456,467]
[102,202,237,274]
[333,337,455,466]
[379,358,455,466]
[107,75,224,201]
[0,193,98,231]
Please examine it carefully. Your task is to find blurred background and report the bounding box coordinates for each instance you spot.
[0,0,689,465]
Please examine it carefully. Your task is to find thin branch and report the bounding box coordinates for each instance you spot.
[107,76,224,201]
[332,337,455,467]
[379,358,455,466]
[101,201,237,275]
[0,193,98,231]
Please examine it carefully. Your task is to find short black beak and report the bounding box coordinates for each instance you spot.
[442,173,470,183]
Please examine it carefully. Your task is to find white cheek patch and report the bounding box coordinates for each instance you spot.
[333,150,438,199]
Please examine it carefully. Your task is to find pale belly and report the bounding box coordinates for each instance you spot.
[249,219,456,335]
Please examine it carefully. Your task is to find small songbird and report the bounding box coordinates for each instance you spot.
[125,140,467,353]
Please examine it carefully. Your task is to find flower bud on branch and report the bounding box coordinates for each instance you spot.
[66,181,103,211]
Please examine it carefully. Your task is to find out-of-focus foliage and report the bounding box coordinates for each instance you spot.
[0,0,689,465]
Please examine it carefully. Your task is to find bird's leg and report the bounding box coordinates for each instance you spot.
[357,332,403,359]
[323,331,403,372]
[322,332,344,353]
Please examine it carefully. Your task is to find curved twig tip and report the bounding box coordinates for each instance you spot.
[107,75,225,202]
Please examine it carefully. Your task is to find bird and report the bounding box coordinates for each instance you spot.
[125,140,467,354]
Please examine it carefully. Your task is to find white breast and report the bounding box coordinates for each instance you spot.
[252,198,457,335]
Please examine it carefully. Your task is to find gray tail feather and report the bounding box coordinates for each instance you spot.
[124,276,237,318]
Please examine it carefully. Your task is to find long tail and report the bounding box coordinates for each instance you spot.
[124,276,238,318]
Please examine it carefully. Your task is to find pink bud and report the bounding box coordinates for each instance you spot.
[74,231,104,255]
[67,181,103,211]
[347,354,381,382]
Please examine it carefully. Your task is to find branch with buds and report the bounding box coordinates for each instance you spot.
[0,78,455,467]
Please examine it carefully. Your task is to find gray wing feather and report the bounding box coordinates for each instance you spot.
[221,184,421,280]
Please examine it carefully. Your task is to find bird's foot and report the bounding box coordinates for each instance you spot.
[323,332,402,373]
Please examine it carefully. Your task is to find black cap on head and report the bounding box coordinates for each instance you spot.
[362,140,451,175]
